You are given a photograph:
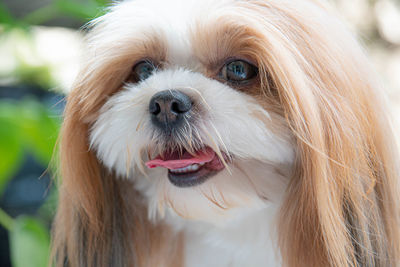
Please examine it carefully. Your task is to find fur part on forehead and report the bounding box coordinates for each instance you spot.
[51,0,400,266]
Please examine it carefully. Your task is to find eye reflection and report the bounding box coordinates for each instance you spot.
[220,60,258,83]
[130,60,156,82]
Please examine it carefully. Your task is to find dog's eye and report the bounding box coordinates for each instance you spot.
[220,60,258,83]
[131,61,156,82]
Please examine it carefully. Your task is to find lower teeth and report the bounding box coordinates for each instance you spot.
[170,164,201,174]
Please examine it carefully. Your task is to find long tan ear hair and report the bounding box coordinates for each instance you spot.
[50,24,183,267]
[247,1,400,266]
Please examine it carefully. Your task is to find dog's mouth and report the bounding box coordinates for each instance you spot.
[145,147,226,187]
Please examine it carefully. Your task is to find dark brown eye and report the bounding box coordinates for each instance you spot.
[219,60,258,83]
[130,60,156,82]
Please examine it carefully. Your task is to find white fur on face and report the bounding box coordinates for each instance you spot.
[90,69,293,224]
[89,0,295,225]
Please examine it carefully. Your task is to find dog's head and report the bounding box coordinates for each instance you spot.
[54,0,400,266]
[88,0,295,224]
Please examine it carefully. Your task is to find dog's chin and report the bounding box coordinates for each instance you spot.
[167,168,219,187]
[136,149,291,225]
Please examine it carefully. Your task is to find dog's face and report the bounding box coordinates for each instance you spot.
[88,0,295,224]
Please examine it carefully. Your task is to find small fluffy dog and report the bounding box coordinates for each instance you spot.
[51,0,400,266]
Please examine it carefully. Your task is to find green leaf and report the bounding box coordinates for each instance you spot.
[18,99,60,166]
[55,0,106,21]
[93,0,109,6]
[13,63,54,89]
[0,2,15,24]
[10,216,50,267]
[21,5,60,26]
[0,98,61,196]
[0,3,29,30]
[0,102,23,195]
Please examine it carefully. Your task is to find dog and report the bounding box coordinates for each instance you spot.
[51,0,400,266]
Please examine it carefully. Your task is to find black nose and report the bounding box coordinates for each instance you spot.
[149,90,192,131]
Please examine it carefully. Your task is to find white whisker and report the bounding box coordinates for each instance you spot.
[182,86,212,111]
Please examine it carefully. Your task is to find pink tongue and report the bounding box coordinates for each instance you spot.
[146,148,215,170]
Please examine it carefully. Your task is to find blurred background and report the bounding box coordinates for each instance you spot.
[0,0,399,267]
[0,1,108,266]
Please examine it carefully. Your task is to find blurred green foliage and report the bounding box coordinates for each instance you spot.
[10,216,50,267]
[0,98,60,196]
[0,0,110,266]
[13,63,53,90]
[0,0,109,29]
[0,98,60,267]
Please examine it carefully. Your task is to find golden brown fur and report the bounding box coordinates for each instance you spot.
[51,0,400,266]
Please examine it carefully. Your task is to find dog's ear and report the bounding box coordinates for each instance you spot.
[50,56,138,266]
[249,3,400,266]
[275,43,400,267]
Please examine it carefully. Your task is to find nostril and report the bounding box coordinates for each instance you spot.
[171,101,180,114]
[149,101,161,115]
[171,101,189,114]
[171,99,192,114]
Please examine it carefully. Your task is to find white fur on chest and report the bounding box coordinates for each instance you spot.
[166,204,281,267]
